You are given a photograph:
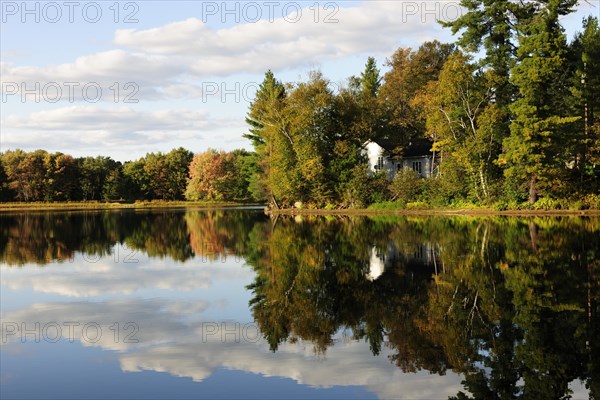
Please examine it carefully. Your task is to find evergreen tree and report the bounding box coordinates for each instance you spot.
[360,56,381,97]
[501,0,579,203]
[569,16,600,188]
[441,0,530,108]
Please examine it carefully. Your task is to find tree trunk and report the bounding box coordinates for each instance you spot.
[271,194,280,210]
[479,164,488,199]
[528,174,537,204]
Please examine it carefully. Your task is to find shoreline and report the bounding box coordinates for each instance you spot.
[1,201,599,216]
[0,201,262,212]
[266,207,600,217]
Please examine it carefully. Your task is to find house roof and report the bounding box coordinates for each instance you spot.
[372,137,433,158]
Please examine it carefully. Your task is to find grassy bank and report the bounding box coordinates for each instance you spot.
[267,195,600,216]
[0,200,262,212]
[268,208,600,216]
[3,200,599,216]
[268,203,600,217]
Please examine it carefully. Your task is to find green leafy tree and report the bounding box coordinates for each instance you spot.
[286,71,339,205]
[416,52,503,201]
[0,156,13,201]
[360,56,382,97]
[440,0,530,110]
[102,167,124,201]
[231,149,262,201]
[46,153,78,201]
[348,57,385,143]
[389,169,422,205]
[164,147,194,200]
[78,156,119,201]
[122,159,151,200]
[2,150,48,201]
[144,152,171,200]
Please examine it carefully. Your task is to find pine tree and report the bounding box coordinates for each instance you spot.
[245,70,301,206]
[501,0,578,203]
[441,0,530,108]
[360,57,381,97]
[570,16,600,188]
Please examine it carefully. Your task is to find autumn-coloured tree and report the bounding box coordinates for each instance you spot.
[185,149,237,201]
[415,52,503,201]
[379,41,455,142]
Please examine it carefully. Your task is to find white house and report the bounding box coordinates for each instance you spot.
[365,138,435,179]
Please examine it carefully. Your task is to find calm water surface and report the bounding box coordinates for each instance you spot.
[1,209,598,399]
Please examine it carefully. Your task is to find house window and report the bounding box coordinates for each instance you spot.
[412,161,422,175]
[376,156,384,170]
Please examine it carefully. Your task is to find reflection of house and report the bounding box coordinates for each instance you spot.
[365,138,435,179]
[366,242,436,281]
[367,245,398,281]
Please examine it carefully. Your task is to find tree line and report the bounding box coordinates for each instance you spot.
[0,148,262,202]
[2,2,598,209]
[245,3,600,209]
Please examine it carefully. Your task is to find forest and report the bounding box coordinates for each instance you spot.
[1,1,599,210]
[244,1,600,209]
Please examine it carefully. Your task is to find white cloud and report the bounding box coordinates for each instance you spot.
[0,51,190,102]
[1,1,451,105]
[114,2,448,76]
[1,245,253,297]
[1,297,464,399]
[0,105,244,152]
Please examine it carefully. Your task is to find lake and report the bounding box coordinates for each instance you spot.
[1,208,598,399]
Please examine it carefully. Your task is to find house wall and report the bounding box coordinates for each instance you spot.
[365,142,395,178]
[400,156,433,178]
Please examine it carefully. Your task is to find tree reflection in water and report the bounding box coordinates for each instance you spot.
[1,210,598,399]
[244,216,600,400]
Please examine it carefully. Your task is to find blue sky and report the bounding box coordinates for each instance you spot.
[1,0,598,161]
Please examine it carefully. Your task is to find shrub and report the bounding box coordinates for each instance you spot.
[388,169,422,206]
[533,197,562,210]
[406,201,430,209]
[368,201,405,210]
[343,166,391,208]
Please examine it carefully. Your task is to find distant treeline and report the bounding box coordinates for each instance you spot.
[0,148,263,202]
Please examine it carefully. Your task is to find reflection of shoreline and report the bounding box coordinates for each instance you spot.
[2,212,598,399]
[0,209,267,265]
[0,203,263,212]
[2,210,599,267]
[1,245,253,296]
[1,298,464,399]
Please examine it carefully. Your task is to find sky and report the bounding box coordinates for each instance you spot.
[1,0,598,162]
